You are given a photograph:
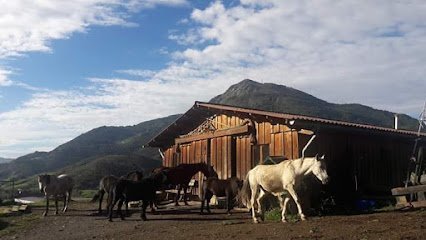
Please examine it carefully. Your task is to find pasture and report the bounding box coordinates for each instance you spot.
[0,200,425,240]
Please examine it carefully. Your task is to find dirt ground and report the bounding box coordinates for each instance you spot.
[1,200,425,240]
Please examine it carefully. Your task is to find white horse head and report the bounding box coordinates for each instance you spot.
[311,154,329,184]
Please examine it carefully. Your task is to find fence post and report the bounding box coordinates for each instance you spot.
[11,179,15,200]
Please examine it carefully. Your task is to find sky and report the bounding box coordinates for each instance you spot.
[0,0,425,158]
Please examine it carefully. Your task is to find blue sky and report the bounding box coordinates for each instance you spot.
[1,0,426,158]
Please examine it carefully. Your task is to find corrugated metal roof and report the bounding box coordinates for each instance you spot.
[196,102,426,137]
[146,101,425,148]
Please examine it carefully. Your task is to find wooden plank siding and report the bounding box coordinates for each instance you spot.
[154,103,426,207]
[159,111,423,204]
[162,115,299,180]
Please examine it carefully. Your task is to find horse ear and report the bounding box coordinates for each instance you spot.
[320,155,325,160]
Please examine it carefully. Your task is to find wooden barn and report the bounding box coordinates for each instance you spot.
[147,102,426,208]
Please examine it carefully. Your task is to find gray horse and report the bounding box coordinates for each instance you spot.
[38,174,74,217]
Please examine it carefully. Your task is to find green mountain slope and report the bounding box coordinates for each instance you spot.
[0,115,180,187]
[210,79,418,130]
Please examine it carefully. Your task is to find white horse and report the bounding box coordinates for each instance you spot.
[38,174,74,216]
[240,155,329,223]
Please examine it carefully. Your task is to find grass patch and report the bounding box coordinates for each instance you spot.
[0,199,16,206]
[264,208,299,222]
[78,189,97,199]
[0,212,40,238]
[374,204,396,212]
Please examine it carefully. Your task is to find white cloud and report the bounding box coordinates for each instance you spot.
[0,0,188,59]
[1,0,426,158]
[0,68,13,86]
[116,69,156,78]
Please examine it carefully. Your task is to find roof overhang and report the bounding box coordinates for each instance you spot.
[146,101,426,148]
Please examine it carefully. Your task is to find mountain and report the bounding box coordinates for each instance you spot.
[0,114,180,193]
[0,157,13,164]
[210,79,419,130]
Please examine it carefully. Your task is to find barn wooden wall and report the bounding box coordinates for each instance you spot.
[162,114,299,180]
[161,111,424,201]
[301,132,418,202]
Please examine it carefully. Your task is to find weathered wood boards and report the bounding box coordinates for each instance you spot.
[391,185,426,195]
[391,185,426,208]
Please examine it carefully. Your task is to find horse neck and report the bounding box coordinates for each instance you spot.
[193,163,208,175]
[200,164,216,177]
[292,158,315,176]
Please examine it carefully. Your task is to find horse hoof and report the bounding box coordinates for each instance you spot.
[300,215,307,221]
[253,219,260,224]
[281,219,287,223]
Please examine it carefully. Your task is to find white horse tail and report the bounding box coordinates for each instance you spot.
[239,172,252,209]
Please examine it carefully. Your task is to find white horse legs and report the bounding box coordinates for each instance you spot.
[256,189,266,219]
[278,195,291,223]
[250,185,259,223]
[286,186,306,221]
[250,185,267,223]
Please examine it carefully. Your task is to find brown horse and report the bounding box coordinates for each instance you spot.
[154,163,218,206]
[200,177,243,214]
[91,170,144,214]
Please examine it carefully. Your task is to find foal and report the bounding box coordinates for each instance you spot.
[200,177,243,214]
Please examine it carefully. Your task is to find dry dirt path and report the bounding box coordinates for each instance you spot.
[1,201,425,240]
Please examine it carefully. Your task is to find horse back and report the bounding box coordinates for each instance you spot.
[248,161,295,193]
[115,179,157,202]
[44,174,74,196]
[57,174,74,190]
[100,175,118,192]
[204,178,240,197]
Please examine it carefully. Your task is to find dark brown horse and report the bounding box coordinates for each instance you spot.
[91,170,144,214]
[154,163,218,206]
[200,177,243,214]
[108,172,168,221]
